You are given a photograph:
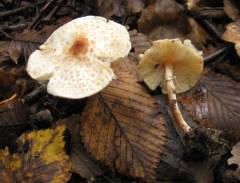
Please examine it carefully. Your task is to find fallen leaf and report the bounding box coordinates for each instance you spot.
[222,20,240,57]
[129,29,151,59]
[0,95,29,148]
[58,115,103,179]
[80,59,167,182]
[228,142,240,180]
[137,0,207,48]
[224,0,240,21]
[0,18,70,64]
[0,41,11,63]
[0,70,18,98]
[178,71,240,141]
[0,95,29,127]
[96,0,145,18]
[0,125,71,183]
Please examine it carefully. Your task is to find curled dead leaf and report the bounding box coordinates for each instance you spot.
[222,20,240,57]
[224,0,240,21]
[0,125,71,183]
[129,29,151,59]
[80,59,167,182]
[178,72,240,141]
[138,0,207,48]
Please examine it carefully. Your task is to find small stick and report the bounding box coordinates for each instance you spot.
[0,0,46,18]
[204,47,229,64]
[0,29,42,44]
[41,0,66,22]
[28,0,57,29]
[198,7,226,18]
[22,84,47,104]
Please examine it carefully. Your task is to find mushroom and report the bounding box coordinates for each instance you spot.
[138,39,203,133]
[26,16,131,99]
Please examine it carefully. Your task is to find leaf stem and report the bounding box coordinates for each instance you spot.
[165,64,191,134]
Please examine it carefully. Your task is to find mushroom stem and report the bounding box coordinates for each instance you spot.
[165,64,191,134]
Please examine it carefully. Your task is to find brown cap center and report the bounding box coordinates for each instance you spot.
[69,37,89,56]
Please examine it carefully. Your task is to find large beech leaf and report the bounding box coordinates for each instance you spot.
[178,72,240,141]
[0,125,71,183]
[80,59,167,182]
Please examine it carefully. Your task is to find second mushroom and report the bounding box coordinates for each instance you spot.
[138,39,203,134]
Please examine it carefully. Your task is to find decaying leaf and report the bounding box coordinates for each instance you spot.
[222,20,240,57]
[96,0,145,18]
[0,95,29,127]
[186,0,222,12]
[129,29,151,59]
[58,115,103,179]
[80,59,167,182]
[7,41,22,64]
[178,72,240,141]
[228,142,240,179]
[0,94,29,148]
[0,125,71,183]
[138,0,190,34]
[138,0,207,48]
[0,18,70,64]
[224,0,240,21]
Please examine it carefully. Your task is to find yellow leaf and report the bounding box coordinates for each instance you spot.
[0,125,71,183]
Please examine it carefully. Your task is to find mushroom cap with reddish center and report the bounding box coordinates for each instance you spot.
[138,39,203,93]
[26,16,131,99]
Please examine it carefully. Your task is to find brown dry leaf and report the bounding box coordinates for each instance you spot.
[0,41,11,63]
[58,115,103,179]
[222,20,240,57]
[80,59,167,182]
[0,66,27,99]
[0,125,71,183]
[178,71,240,141]
[129,29,151,59]
[0,96,29,127]
[228,142,240,179]
[96,0,145,18]
[7,41,22,64]
[0,18,70,64]
[224,0,240,21]
[0,95,29,148]
[137,0,207,49]
[138,0,189,34]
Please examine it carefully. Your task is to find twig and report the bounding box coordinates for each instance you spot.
[28,0,57,29]
[0,1,46,18]
[1,22,30,31]
[23,84,47,104]
[41,0,66,22]
[204,47,229,64]
[198,7,226,18]
[0,29,42,44]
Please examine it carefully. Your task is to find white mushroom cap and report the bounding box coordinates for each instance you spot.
[138,39,203,93]
[26,16,131,99]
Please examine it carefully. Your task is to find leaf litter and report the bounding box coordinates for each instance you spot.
[0,0,240,183]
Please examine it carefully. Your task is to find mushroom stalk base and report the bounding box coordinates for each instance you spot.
[165,65,191,134]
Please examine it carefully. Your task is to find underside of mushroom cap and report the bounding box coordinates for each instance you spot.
[138,39,203,93]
